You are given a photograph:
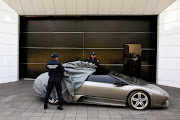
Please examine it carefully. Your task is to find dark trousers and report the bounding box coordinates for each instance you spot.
[44,77,63,105]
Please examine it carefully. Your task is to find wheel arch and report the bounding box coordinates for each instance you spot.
[126,89,151,106]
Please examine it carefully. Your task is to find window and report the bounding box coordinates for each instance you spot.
[87,75,119,84]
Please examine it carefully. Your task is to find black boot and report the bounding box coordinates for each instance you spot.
[44,103,48,109]
[57,104,63,110]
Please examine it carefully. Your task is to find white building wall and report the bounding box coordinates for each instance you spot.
[0,0,19,83]
[157,0,180,88]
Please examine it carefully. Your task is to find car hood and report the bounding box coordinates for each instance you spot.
[144,84,169,97]
[133,81,169,97]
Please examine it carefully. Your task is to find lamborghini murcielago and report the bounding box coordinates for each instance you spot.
[50,72,169,110]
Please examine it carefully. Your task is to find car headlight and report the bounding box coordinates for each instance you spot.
[152,88,165,95]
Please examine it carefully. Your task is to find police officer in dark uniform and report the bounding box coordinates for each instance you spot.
[44,53,65,110]
[87,52,99,68]
[134,54,141,78]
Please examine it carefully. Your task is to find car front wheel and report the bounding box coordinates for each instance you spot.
[128,91,150,110]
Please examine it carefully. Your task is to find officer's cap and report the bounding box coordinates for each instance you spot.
[91,52,96,55]
[51,53,61,58]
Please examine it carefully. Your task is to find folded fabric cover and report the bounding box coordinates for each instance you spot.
[33,61,96,103]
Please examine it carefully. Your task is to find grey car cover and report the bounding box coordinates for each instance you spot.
[33,61,96,103]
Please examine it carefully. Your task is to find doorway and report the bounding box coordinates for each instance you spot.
[123,44,142,78]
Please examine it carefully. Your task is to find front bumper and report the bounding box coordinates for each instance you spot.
[161,100,169,107]
[151,100,169,108]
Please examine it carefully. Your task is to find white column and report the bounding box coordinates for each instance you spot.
[0,0,19,83]
[157,0,180,88]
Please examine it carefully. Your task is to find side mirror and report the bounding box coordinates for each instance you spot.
[113,81,127,86]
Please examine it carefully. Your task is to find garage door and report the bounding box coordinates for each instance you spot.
[20,16,157,82]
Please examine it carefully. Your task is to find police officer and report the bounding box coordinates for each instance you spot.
[134,54,141,78]
[44,53,65,110]
[87,52,99,68]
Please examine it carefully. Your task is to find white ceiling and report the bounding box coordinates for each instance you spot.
[3,0,176,15]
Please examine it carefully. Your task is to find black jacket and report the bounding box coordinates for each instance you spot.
[87,57,99,66]
[46,60,65,77]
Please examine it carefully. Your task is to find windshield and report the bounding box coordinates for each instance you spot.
[109,71,136,84]
[109,71,148,84]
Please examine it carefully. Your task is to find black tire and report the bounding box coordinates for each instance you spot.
[128,91,150,110]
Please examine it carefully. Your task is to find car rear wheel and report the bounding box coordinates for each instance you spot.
[128,91,150,110]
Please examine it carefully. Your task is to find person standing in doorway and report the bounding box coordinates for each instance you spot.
[44,53,65,110]
[134,54,141,78]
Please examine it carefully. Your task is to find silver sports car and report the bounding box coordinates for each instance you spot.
[50,72,169,110]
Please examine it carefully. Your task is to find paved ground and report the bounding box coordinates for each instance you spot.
[0,80,180,120]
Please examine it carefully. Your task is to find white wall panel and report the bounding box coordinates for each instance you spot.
[110,0,123,14]
[132,0,147,15]
[99,0,111,14]
[54,0,66,15]
[158,12,167,24]
[158,46,180,58]
[0,44,18,56]
[7,56,18,66]
[0,56,17,67]
[0,67,8,77]
[42,0,55,15]
[0,21,18,34]
[8,66,18,77]
[0,77,8,84]
[157,0,180,88]
[65,0,77,15]
[0,33,18,45]
[77,0,88,15]
[157,80,180,88]
[88,0,100,15]
[121,0,135,14]
[159,9,180,24]
[158,34,180,46]
[159,21,180,35]
[158,69,180,81]
[0,0,18,84]
[8,45,18,55]
[0,10,18,24]
[0,56,8,67]
[7,76,18,83]
[157,58,180,69]
[10,11,18,23]
[0,76,17,84]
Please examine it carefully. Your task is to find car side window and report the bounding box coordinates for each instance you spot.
[87,75,119,84]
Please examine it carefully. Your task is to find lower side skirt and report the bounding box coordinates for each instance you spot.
[72,95,126,107]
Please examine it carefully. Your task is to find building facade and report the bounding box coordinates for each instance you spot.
[0,0,180,88]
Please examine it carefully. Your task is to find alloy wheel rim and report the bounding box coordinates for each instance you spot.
[131,92,148,110]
